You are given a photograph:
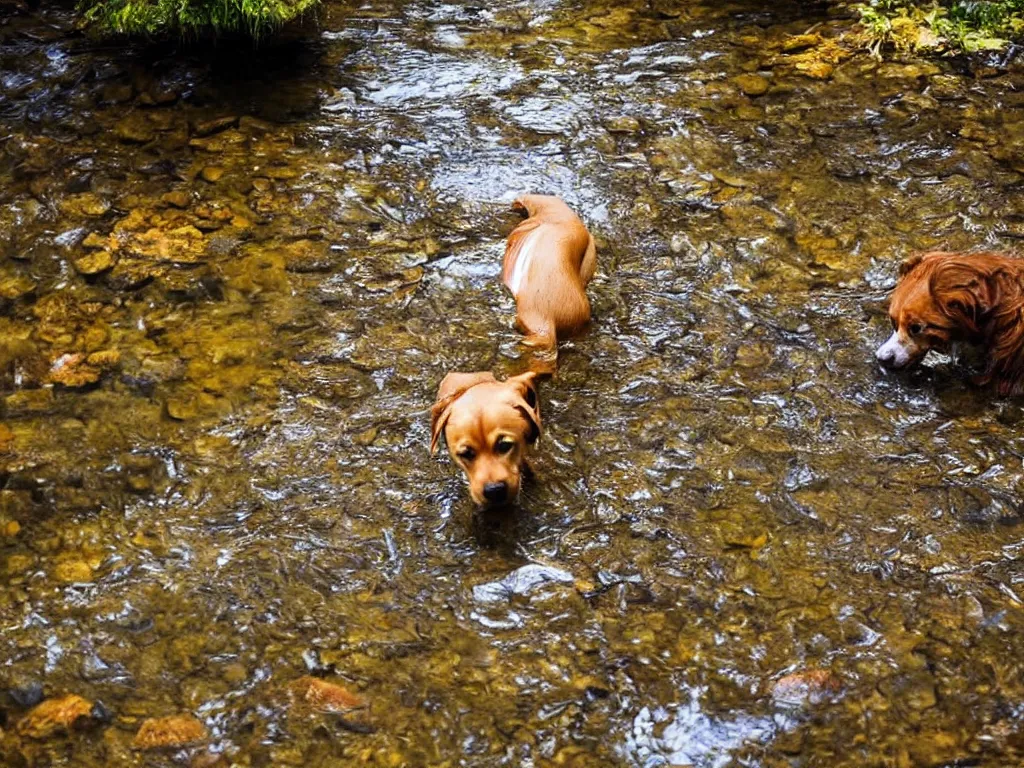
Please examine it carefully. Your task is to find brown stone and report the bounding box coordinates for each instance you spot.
[132,715,208,750]
[781,33,822,53]
[166,397,198,421]
[288,676,364,712]
[199,166,225,183]
[0,275,35,300]
[734,74,770,96]
[114,114,155,144]
[49,353,97,387]
[128,225,206,263]
[53,560,94,583]
[162,190,191,209]
[17,695,93,738]
[193,116,239,137]
[82,232,113,250]
[87,349,120,368]
[795,60,834,80]
[73,250,116,276]
[605,116,641,134]
[771,669,839,706]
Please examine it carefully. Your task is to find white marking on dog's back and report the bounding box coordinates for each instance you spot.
[508,228,540,297]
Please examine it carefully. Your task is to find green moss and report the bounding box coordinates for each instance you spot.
[856,0,1024,53]
[77,0,320,39]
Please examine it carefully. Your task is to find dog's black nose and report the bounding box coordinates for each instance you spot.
[483,482,508,503]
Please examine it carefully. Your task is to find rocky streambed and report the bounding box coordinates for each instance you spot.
[3,1,1024,766]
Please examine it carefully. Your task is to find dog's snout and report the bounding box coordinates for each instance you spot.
[876,331,914,369]
[483,481,509,503]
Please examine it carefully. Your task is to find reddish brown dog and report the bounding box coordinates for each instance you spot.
[502,195,596,359]
[878,250,1024,394]
[430,371,541,508]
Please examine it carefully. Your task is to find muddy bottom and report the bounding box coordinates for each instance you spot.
[3,1,1024,766]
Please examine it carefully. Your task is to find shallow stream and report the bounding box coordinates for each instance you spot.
[3,1,1024,765]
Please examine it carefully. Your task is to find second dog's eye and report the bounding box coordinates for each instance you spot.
[495,438,515,455]
[457,447,476,461]
[909,323,924,336]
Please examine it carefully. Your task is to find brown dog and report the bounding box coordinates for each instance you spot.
[502,195,596,359]
[430,371,541,508]
[878,250,1024,394]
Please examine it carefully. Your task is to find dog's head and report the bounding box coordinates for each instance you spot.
[430,371,541,508]
[877,251,995,369]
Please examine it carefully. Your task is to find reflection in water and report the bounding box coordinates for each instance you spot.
[3,0,1024,764]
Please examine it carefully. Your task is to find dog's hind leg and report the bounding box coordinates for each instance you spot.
[520,325,557,375]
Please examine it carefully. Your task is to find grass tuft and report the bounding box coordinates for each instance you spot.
[77,0,320,40]
[856,0,1024,54]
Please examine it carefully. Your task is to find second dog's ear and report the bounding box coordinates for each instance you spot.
[931,260,993,334]
[898,253,926,277]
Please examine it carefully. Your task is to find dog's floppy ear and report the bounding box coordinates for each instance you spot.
[506,371,542,444]
[930,259,993,334]
[430,399,454,455]
[430,372,496,454]
[898,252,926,277]
[511,195,535,215]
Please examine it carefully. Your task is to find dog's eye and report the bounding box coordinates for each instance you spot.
[456,447,476,462]
[909,323,925,336]
[495,438,515,455]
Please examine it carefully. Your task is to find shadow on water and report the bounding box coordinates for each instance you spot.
[3,0,1024,765]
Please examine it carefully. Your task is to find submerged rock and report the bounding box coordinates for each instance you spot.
[161,190,191,209]
[133,714,208,750]
[771,669,839,706]
[127,225,206,263]
[795,60,834,80]
[60,193,111,218]
[114,114,155,144]
[165,397,198,421]
[17,694,94,738]
[605,115,642,134]
[733,74,770,96]
[52,559,95,583]
[73,250,116,276]
[48,350,120,388]
[193,116,239,137]
[199,166,225,183]
[7,682,44,709]
[0,275,35,300]
[781,33,822,53]
[288,676,364,712]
